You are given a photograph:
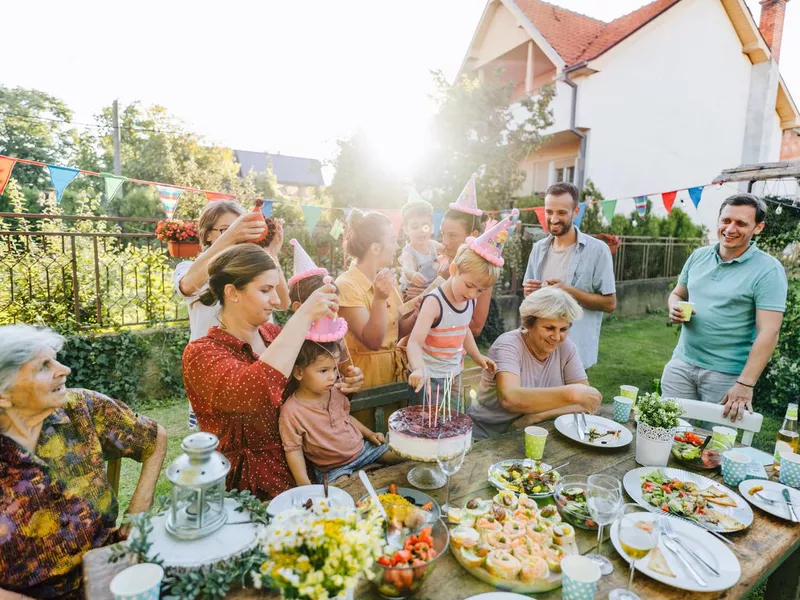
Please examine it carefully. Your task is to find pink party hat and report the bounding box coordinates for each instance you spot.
[467,209,520,267]
[449,173,483,216]
[288,238,328,288]
[307,276,349,342]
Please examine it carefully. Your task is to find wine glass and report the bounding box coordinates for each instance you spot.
[436,432,468,512]
[585,474,623,575]
[609,504,660,600]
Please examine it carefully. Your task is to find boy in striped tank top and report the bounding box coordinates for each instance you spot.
[407,210,520,407]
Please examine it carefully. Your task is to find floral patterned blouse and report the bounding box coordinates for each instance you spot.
[182,325,296,501]
[0,389,158,598]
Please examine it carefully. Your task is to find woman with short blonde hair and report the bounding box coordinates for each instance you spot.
[467,287,602,440]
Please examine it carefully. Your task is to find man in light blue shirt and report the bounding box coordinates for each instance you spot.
[663,193,787,422]
[523,183,617,369]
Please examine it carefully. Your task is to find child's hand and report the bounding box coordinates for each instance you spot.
[365,431,385,446]
[477,355,497,376]
[411,271,427,287]
[409,368,425,392]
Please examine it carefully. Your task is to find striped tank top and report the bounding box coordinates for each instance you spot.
[422,286,474,378]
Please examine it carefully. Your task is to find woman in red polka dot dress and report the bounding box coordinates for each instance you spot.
[182,244,365,500]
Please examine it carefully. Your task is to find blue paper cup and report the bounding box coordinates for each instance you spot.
[779,452,800,488]
[613,396,634,423]
[721,450,751,487]
[110,563,164,600]
[561,555,601,600]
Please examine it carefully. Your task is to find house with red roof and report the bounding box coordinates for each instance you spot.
[460,0,798,221]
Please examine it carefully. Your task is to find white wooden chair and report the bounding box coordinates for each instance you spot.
[675,398,763,446]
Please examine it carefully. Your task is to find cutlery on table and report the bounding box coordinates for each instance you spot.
[782,488,799,523]
[359,470,403,549]
[323,472,329,500]
[662,537,708,587]
[659,516,720,577]
[573,413,586,441]
[580,412,590,436]
[755,492,799,507]
[540,461,569,475]
[691,518,736,547]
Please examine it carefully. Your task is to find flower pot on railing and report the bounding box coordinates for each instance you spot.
[167,240,202,258]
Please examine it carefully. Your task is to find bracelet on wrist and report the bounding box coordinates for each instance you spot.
[736,380,754,388]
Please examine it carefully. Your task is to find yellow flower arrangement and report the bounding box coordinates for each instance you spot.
[255,500,383,600]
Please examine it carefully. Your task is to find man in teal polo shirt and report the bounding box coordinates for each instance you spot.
[662,193,787,422]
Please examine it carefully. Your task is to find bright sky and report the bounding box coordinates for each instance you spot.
[2,0,798,183]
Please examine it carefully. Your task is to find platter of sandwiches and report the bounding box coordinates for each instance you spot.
[623,467,753,532]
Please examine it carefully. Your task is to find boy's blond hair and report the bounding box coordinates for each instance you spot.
[452,244,501,285]
[401,198,433,227]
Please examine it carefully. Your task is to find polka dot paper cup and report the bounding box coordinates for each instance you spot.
[613,396,634,423]
[722,450,751,487]
[561,555,601,600]
[779,452,800,488]
[525,426,548,460]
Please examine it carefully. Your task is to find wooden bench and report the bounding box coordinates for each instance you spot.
[350,366,484,433]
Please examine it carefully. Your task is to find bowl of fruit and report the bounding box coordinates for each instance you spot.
[553,475,598,531]
[671,430,731,470]
[372,519,449,599]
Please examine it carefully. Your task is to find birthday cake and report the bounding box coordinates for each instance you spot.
[388,406,472,462]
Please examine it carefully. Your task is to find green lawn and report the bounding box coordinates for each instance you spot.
[117,313,778,598]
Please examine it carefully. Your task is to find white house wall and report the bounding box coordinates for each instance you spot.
[574,0,775,235]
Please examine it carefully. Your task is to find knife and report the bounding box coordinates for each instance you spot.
[662,537,708,587]
[574,413,585,440]
[782,488,798,523]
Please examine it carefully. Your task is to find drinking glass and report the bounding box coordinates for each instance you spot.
[585,474,623,575]
[436,432,468,512]
[609,504,660,600]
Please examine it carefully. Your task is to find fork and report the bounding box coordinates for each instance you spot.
[580,412,590,436]
[660,516,720,577]
[573,413,586,441]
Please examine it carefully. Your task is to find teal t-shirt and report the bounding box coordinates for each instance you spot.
[674,242,787,375]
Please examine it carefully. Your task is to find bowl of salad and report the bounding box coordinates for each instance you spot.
[671,431,731,470]
[553,475,598,531]
[371,519,450,599]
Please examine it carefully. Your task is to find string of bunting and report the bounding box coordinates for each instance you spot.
[1,154,796,238]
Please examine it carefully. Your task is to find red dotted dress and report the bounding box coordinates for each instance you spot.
[182,325,295,500]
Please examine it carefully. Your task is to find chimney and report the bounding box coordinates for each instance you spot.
[759,0,790,63]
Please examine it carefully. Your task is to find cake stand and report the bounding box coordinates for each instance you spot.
[406,461,447,490]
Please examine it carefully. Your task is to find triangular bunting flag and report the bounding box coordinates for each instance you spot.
[433,209,445,236]
[688,186,704,208]
[0,157,17,196]
[533,206,549,233]
[634,196,647,217]
[600,199,617,223]
[259,200,273,218]
[100,173,126,202]
[156,185,182,219]
[330,219,344,240]
[205,191,236,202]
[662,191,677,214]
[47,165,80,203]
[574,202,587,229]
[301,205,322,233]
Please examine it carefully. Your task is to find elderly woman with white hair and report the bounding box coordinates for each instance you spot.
[0,325,167,599]
[467,287,602,440]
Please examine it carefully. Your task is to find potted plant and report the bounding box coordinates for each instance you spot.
[635,393,684,466]
[254,501,383,599]
[156,219,201,258]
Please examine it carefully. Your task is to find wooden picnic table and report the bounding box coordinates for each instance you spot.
[83,407,800,599]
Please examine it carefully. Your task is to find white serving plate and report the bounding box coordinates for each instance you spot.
[610,510,741,592]
[554,414,633,448]
[622,467,753,532]
[738,479,800,522]
[267,484,354,516]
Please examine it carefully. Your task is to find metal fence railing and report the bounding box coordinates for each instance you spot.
[0,213,706,331]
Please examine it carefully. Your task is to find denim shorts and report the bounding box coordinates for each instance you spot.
[312,441,389,484]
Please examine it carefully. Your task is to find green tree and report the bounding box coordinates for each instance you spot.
[415,70,554,211]
[328,131,406,209]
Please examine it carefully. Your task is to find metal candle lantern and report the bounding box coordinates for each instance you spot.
[165,433,230,540]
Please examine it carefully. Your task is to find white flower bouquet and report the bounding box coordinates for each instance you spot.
[255,500,383,600]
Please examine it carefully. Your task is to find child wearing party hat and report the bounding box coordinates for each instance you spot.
[406,209,520,408]
[280,240,403,485]
[399,189,444,296]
